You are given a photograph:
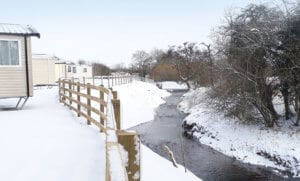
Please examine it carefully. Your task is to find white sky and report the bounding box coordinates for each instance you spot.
[1,0,275,66]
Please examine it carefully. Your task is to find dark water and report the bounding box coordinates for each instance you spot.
[130,91,299,181]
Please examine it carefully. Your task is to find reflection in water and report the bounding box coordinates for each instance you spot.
[131,92,295,181]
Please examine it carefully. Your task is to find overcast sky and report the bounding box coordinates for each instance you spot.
[1,0,267,66]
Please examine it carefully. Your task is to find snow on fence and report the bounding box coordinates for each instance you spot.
[70,75,134,89]
[58,79,141,181]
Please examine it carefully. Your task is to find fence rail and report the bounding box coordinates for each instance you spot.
[68,75,134,88]
[58,79,140,181]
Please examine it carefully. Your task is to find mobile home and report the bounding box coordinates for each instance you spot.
[32,54,58,85]
[65,63,93,79]
[55,60,67,81]
[0,23,40,107]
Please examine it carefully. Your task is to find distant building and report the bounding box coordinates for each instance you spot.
[32,54,58,85]
[0,23,40,101]
[32,54,93,84]
[65,63,93,79]
[54,60,67,81]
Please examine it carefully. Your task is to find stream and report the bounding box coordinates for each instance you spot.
[130,91,298,181]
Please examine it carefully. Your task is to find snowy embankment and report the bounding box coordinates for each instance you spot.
[113,80,201,181]
[113,81,171,129]
[157,81,188,90]
[0,88,105,181]
[178,88,300,178]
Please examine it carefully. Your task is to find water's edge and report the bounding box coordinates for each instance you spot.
[130,92,298,181]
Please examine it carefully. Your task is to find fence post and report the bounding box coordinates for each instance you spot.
[101,76,103,86]
[58,79,62,102]
[112,99,121,130]
[62,80,66,104]
[83,77,86,88]
[100,89,105,129]
[108,76,110,88]
[87,83,91,125]
[112,90,118,100]
[72,77,75,90]
[77,82,81,117]
[69,80,72,106]
[111,90,120,130]
[117,131,141,181]
[93,76,95,86]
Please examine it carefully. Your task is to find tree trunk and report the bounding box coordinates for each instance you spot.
[263,84,278,121]
[280,81,292,120]
[295,91,300,126]
[253,101,274,127]
[256,80,278,127]
[185,81,191,90]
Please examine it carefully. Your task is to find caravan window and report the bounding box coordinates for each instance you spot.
[73,67,77,73]
[68,66,72,72]
[83,68,87,73]
[0,39,21,66]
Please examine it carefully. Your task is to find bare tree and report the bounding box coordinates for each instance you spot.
[132,50,153,78]
[113,63,127,72]
[92,63,111,76]
[78,59,87,65]
[200,43,215,87]
[211,4,285,127]
[160,42,204,89]
[276,3,300,125]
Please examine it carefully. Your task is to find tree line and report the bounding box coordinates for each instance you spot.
[130,1,300,128]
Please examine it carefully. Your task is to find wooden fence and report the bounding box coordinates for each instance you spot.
[58,79,140,181]
[70,75,134,88]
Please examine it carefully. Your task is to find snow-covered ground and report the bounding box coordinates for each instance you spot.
[113,80,202,181]
[157,81,188,90]
[142,145,200,181]
[0,81,201,181]
[113,81,171,129]
[0,88,105,181]
[178,88,300,177]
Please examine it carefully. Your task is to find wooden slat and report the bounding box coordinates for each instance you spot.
[62,88,107,107]
[61,80,110,94]
[61,99,106,132]
[61,94,107,121]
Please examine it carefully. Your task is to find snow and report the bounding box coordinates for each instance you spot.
[0,87,105,181]
[113,80,202,181]
[0,81,201,181]
[178,88,300,177]
[108,145,127,181]
[141,145,200,181]
[158,81,188,90]
[113,80,171,129]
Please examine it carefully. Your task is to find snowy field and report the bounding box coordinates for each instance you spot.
[178,88,300,178]
[0,82,201,181]
[113,80,201,181]
[0,88,105,181]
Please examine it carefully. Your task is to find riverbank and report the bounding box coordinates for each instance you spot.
[178,88,300,178]
[113,81,201,181]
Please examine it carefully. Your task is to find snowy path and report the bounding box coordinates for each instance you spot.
[0,88,105,181]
